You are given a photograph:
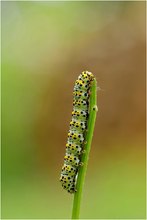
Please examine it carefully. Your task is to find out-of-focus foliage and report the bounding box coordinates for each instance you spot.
[2,1,146,219]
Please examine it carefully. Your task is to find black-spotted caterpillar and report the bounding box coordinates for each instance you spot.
[60,71,94,193]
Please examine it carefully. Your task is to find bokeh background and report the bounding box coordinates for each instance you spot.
[2,1,146,219]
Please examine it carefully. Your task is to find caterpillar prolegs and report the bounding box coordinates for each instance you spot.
[60,71,95,193]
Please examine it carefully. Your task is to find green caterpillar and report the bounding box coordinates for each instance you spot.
[60,71,94,193]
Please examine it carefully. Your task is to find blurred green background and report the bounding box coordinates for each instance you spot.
[2,1,146,219]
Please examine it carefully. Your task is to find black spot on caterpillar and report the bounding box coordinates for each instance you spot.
[60,71,94,193]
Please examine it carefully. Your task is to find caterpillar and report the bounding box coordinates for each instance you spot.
[60,71,94,193]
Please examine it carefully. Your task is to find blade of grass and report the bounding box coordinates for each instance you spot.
[72,78,98,219]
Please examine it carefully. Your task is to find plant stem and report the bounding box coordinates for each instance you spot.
[72,78,98,219]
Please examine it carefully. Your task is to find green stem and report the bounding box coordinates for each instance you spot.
[72,78,98,219]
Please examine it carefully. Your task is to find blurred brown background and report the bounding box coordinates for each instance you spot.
[2,1,146,219]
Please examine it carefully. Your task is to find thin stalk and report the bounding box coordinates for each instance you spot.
[72,78,98,219]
